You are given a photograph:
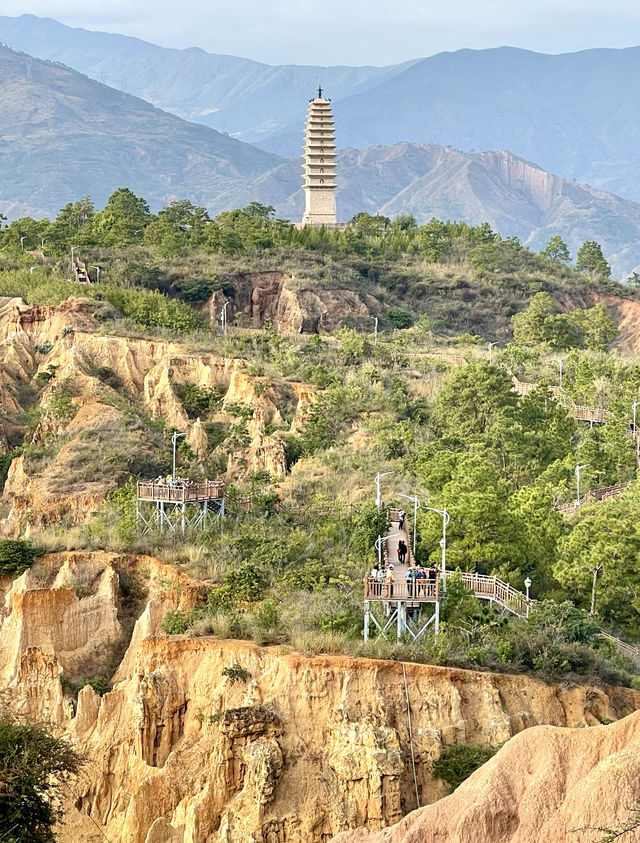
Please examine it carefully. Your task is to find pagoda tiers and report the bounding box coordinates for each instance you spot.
[301,88,338,226]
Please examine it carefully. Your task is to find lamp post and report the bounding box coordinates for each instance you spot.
[575,463,589,507]
[171,431,187,479]
[423,505,450,592]
[220,301,229,336]
[555,358,564,388]
[374,316,378,345]
[524,576,532,617]
[29,266,39,275]
[71,245,77,263]
[488,341,499,364]
[92,265,101,283]
[375,533,401,567]
[41,237,45,249]
[20,236,26,251]
[398,493,421,556]
[633,401,640,466]
[374,471,393,508]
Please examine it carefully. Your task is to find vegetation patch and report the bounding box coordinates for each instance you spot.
[432,742,500,790]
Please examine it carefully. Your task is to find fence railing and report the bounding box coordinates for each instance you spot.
[457,572,529,617]
[364,576,439,602]
[137,480,225,503]
[597,631,640,662]
[557,481,632,515]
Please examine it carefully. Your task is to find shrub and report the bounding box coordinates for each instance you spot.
[85,676,109,696]
[221,664,251,684]
[162,609,191,635]
[387,308,414,329]
[432,743,499,790]
[0,539,41,575]
[0,710,82,840]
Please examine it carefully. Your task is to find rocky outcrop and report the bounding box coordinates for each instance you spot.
[1,552,638,841]
[0,297,315,530]
[206,272,380,334]
[330,709,640,843]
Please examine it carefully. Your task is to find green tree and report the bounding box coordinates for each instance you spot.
[543,235,571,264]
[0,710,82,841]
[431,362,517,442]
[92,188,150,246]
[555,497,640,625]
[576,241,611,279]
[0,540,41,575]
[512,292,556,346]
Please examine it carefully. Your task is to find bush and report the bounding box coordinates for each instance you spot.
[432,743,499,790]
[221,664,251,684]
[162,609,191,635]
[0,711,82,841]
[0,539,41,575]
[387,308,414,329]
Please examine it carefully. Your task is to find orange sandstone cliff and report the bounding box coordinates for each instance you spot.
[329,709,640,843]
[1,552,638,842]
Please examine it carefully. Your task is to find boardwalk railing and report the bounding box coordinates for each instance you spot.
[597,631,640,663]
[365,576,439,602]
[557,481,632,515]
[457,572,529,617]
[137,480,225,503]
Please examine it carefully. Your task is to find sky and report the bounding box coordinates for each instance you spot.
[2,0,640,64]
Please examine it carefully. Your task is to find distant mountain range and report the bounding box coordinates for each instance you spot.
[3,15,640,204]
[0,45,281,217]
[218,144,640,278]
[0,14,414,147]
[3,29,640,276]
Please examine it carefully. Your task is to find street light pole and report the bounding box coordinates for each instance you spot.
[374,316,378,345]
[524,576,532,617]
[423,505,450,592]
[220,301,229,336]
[20,236,26,251]
[398,493,421,557]
[488,341,499,364]
[575,463,589,506]
[171,431,187,479]
[92,265,101,283]
[375,533,401,567]
[555,358,563,388]
[633,402,640,466]
[374,471,393,508]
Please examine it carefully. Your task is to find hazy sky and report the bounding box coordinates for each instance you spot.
[3,0,640,64]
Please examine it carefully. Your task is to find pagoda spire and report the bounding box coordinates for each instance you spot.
[301,89,338,226]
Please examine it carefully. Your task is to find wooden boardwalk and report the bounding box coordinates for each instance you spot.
[557,481,632,515]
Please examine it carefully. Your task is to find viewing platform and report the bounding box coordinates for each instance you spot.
[136,479,225,534]
[137,480,225,503]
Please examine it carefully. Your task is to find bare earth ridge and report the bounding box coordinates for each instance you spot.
[330,709,640,843]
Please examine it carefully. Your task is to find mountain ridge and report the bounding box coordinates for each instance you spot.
[0,43,282,215]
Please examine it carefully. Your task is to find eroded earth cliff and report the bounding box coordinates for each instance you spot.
[0,296,314,533]
[1,551,638,842]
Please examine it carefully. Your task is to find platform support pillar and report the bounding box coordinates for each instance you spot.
[364,600,370,643]
[397,601,407,638]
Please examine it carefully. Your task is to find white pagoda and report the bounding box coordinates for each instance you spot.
[301,87,338,226]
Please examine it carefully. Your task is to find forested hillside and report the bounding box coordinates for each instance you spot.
[1,199,639,687]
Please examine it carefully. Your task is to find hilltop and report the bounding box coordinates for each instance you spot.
[221,143,640,278]
[0,13,414,145]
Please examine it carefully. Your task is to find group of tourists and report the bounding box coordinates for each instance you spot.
[153,475,197,490]
[365,560,440,598]
[404,564,439,597]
